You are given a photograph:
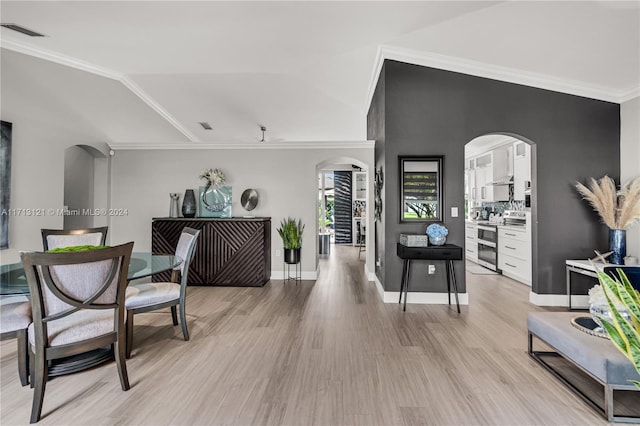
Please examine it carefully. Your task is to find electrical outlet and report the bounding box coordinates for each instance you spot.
[276,249,281,257]
[428,265,436,274]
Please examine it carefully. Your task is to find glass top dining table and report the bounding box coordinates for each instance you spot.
[0,252,182,296]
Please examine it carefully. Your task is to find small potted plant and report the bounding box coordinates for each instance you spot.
[277,217,305,264]
[595,269,640,388]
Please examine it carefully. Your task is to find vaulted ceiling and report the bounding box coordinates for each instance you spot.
[1,1,638,149]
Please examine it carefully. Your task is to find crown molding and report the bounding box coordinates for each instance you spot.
[365,44,638,111]
[619,87,640,103]
[108,140,375,150]
[120,77,199,142]
[1,37,123,80]
[364,45,386,112]
[1,37,198,142]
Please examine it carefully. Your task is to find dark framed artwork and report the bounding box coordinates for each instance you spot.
[1,121,12,248]
[399,155,444,223]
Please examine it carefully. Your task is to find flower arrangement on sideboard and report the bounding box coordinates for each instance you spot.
[200,168,226,189]
[576,176,640,264]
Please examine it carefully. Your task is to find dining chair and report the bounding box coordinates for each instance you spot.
[0,296,32,386]
[125,227,200,358]
[21,242,134,423]
[41,226,108,250]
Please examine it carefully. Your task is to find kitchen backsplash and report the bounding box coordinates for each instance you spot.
[482,200,526,214]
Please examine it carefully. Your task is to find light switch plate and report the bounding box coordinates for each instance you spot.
[451,207,459,217]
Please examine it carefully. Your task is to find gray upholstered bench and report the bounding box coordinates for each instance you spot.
[528,312,640,423]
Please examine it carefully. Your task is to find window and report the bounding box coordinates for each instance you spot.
[399,156,444,222]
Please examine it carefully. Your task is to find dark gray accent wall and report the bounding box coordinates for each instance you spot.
[367,65,386,281]
[334,171,353,244]
[368,60,620,297]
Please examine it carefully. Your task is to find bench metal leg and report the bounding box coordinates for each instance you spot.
[528,331,640,424]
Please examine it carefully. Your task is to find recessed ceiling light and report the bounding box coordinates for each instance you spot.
[199,122,213,130]
[1,23,45,37]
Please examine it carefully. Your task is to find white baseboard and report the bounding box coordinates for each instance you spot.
[371,274,469,305]
[528,291,588,308]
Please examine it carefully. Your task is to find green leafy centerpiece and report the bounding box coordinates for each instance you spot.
[47,245,110,253]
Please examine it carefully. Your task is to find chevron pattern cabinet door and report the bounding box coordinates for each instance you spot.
[152,218,271,286]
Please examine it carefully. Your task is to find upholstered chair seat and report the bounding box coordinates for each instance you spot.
[0,296,32,387]
[27,309,113,347]
[125,282,181,310]
[1,297,32,333]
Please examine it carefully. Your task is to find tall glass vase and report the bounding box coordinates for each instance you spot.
[182,189,196,218]
[608,229,626,265]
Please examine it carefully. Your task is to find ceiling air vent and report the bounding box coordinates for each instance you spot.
[199,122,213,130]
[1,23,46,37]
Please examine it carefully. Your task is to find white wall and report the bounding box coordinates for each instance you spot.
[109,147,374,278]
[0,48,185,263]
[621,96,640,259]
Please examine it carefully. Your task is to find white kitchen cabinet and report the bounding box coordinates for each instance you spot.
[475,148,509,202]
[353,171,367,201]
[466,169,477,203]
[465,222,478,262]
[513,142,531,201]
[498,225,531,286]
[465,158,475,170]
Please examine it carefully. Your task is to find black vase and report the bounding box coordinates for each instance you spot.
[182,189,196,218]
[284,248,301,264]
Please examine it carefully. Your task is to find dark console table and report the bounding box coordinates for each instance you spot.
[152,217,271,286]
[396,243,463,313]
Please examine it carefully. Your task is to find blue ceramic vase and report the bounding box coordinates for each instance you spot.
[608,229,626,265]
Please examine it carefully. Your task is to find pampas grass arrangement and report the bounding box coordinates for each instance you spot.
[576,176,640,230]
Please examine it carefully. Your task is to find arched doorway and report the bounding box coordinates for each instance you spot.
[464,133,537,294]
[63,145,110,231]
[315,157,370,272]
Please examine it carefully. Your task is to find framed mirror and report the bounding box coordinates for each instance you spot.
[399,155,444,222]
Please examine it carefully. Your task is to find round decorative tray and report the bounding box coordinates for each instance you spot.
[570,316,609,339]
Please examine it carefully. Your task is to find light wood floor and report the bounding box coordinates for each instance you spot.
[1,246,611,425]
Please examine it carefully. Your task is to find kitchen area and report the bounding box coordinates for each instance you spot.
[465,135,533,286]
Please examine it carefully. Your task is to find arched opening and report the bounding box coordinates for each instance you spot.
[464,133,538,297]
[63,145,110,232]
[315,157,370,273]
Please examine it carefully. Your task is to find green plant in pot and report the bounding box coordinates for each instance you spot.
[596,269,640,388]
[277,217,304,264]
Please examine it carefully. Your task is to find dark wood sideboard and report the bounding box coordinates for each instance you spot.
[152,217,271,286]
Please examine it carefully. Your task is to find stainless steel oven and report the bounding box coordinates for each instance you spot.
[477,224,498,271]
